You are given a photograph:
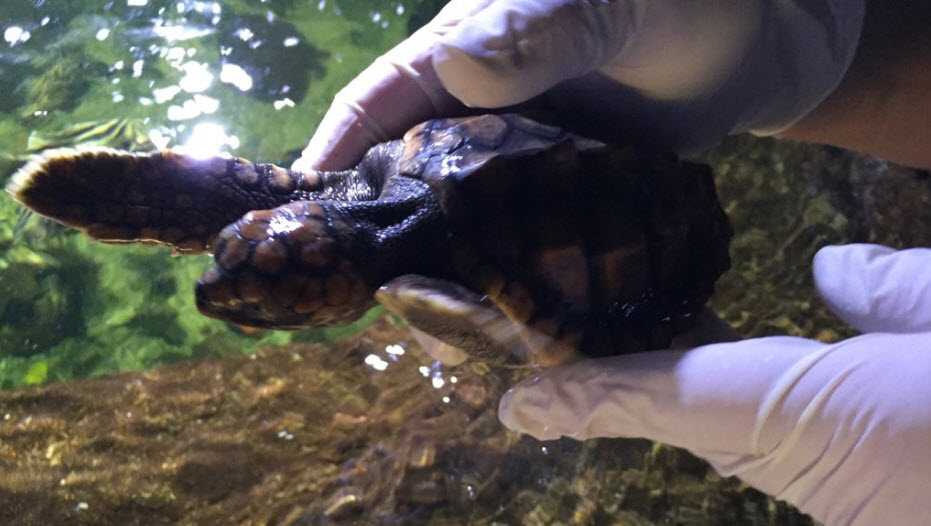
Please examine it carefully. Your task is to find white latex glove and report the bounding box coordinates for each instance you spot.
[294,0,865,171]
[499,244,931,526]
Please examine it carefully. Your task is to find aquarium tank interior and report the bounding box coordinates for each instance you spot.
[2,1,930,524]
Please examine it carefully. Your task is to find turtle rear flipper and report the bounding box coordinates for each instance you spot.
[376,274,580,366]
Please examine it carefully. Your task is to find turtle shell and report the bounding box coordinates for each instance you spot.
[383,114,733,361]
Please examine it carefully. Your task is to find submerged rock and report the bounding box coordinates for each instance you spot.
[0,317,811,525]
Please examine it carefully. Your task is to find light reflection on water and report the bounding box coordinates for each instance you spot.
[4,25,32,46]
[178,121,238,157]
[1,0,410,162]
[103,6,238,153]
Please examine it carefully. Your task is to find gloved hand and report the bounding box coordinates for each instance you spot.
[499,244,931,526]
[294,0,865,171]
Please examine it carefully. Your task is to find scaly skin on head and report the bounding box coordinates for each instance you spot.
[196,200,375,328]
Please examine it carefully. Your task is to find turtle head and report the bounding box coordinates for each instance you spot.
[195,200,376,329]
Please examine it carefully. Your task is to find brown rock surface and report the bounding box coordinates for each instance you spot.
[0,318,807,525]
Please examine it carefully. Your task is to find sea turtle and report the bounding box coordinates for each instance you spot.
[7,114,732,365]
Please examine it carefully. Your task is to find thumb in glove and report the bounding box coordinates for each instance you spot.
[296,0,865,170]
[499,244,931,525]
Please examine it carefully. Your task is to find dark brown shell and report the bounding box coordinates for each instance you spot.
[389,114,733,359]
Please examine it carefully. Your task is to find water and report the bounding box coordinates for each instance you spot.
[0,0,423,384]
[2,1,930,525]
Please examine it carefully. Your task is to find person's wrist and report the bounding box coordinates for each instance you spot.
[780,3,931,169]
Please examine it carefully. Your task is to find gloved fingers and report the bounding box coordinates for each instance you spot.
[500,332,931,525]
[294,0,631,171]
[291,0,491,171]
[813,244,931,334]
[499,335,827,448]
[435,1,768,111]
[434,0,634,109]
[298,0,865,169]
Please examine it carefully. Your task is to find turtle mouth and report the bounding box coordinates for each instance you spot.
[195,266,376,330]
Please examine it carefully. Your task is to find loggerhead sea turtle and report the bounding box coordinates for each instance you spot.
[7,114,732,365]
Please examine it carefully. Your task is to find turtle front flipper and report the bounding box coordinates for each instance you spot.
[376,274,580,367]
[5,147,348,253]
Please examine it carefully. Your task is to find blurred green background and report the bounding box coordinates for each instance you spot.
[0,0,447,387]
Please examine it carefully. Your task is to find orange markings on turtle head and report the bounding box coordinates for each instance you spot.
[239,219,271,242]
[533,245,590,306]
[200,269,238,306]
[237,273,269,304]
[498,282,536,324]
[299,240,334,269]
[244,209,276,222]
[217,236,251,270]
[252,239,288,274]
[474,265,505,298]
[537,333,582,367]
[530,317,561,338]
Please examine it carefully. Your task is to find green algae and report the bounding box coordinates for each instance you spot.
[0,0,414,386]
[20,53,106,120]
